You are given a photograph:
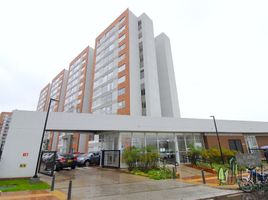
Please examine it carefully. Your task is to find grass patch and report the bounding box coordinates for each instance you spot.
[0,178,50,192]
[131,168,173,180]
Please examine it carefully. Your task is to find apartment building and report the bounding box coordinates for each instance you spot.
[36,47,94,153]
[36,70,68,151]
[36,84,51,112]
[58,46,94,153]
[36,9,181,153]
[0,112,12,151]
[46,69,69,151]
[90,9,179,118]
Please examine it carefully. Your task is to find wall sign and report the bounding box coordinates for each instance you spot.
[22,153,29,157]
[19,164,27,168]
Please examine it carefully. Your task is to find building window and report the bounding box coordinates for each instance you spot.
[139,42,143,52]
[118,25,126,34]
[139,42,144,68]
[138,32,142,39]
[118,34,126,43]
[118,64,126,73]
[118,76,126,84]
[118,88,125,96]
[140,69,144,79]
[229,139,244,153]
[141,88,145,96]
[158,133,175,162]
[121,132,131,150]
[132,132,145,148]
[142,102,146,109]
[118,100,125,109]
[138,20,142,31]
[119,44,126,52]
[118,54,125,63]
[119,17,126,24]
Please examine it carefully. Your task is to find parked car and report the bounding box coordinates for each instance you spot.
[77,152,100,167]
[72,152,84,158]
[55,153,77,171]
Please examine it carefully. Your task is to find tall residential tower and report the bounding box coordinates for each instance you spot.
[58,46,94,153]
[90,9,180,118]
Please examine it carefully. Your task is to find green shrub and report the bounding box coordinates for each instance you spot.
[122,146,141,170]
[139,146,159,170]
[147,168,172,180]
[131,167,172,180]
[198,147,237,165]
[207,147,222,163]
[122,146,160,171]
[222,148,236,162]
[187,144,202,165]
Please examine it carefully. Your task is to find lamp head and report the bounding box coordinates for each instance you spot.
[50,98,59,102]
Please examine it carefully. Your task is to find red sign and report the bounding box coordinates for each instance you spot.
[22,153,29,157]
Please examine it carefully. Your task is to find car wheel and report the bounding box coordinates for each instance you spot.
[71,165,76,169]
[54,165,60,171]
[85,161,90,167]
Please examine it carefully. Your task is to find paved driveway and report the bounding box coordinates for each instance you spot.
[41,167,238,200]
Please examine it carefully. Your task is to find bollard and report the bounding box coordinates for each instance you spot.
[51,175,55,191]
[201,170,206,184]
[67,180,72,200]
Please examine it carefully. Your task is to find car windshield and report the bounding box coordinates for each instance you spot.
[62,154,74,159]
[78,154,87,158]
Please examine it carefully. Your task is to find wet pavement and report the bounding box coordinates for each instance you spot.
[40,167,240,200]
[201,191,268,200]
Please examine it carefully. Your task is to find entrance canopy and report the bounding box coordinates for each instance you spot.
[18,110,268,134]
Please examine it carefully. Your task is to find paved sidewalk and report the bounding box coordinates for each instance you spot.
[0,190,66,200]
[177,165,243,190]
[40,167,239,200]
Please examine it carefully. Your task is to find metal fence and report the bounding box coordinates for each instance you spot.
[38,151,57,176]
[101,150,120,168]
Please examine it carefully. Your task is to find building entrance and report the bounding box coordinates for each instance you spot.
[101,150,120,168]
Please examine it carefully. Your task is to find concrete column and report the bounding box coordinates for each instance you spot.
[51,132,59,151]
[174,133,180,165]
[78,134,88,153]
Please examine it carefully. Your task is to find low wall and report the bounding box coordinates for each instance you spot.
[0,111,45,179]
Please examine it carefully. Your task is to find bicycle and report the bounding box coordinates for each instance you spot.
[238,169,268,193]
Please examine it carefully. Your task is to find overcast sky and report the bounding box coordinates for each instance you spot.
[0,0,268,121]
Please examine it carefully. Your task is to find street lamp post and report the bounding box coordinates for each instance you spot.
[32,98,59,180]
[210,116,225,165]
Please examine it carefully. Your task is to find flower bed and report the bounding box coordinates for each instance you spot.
[186,163,217,174]
[130,168,173,180]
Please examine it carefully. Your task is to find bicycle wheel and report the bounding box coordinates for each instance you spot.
[238,178,254,193]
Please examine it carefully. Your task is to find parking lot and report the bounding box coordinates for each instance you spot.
[40,167,239,200]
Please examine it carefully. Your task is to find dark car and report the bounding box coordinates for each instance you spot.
[55,153,77,171]
[77,152,100,167]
